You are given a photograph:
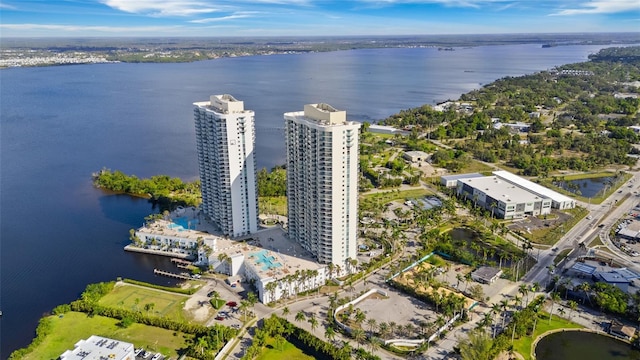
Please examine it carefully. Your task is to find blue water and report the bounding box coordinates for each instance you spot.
[0,43,620,356]
[251,249,283,271]
[555,176,618,198]
[174,216,198,230]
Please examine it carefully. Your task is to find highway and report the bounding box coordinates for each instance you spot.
[523,170,640,288]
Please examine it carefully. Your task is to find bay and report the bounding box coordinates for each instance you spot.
[0,43,619,356]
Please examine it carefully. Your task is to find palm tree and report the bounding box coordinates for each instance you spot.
[378,322,390,339]
[196,336,208,357]
[368,336,382,354]
[295,310,306,323]
[325,326,336,344]
[491,303,501,338]
[308,313,319,334]
[500,299,509,330]
[519,283,529,307]
[282,306,290,316]
[217,253,230,274]
[548,292,561,324]
[557,307,566,319]
[366,318,377,337]
[352,328,366,350]
[567,300,578,320]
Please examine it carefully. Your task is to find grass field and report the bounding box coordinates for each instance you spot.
[255,337,315,360]
[513,312,583,360]
[22,312,188,360]
[99,283,190,322]
[259,196,287,217]
[360,187,432,202]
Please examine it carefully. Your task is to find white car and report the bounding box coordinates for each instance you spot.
[151,354,162,360]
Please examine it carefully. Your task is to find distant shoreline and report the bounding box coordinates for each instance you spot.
[2,34,639,68]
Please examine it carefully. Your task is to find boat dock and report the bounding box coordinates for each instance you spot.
[153,269,192,280]
[124,245,195,260]
[171,258,193,269]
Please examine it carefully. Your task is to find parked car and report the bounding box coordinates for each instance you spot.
[151,353,162,360]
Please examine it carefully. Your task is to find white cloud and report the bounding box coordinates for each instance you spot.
[0,23,183,33]
[0,3,17,10]
[190,11,258,23]
[100,0,219,16]
[552,0,640,15]
[355,0,513,8]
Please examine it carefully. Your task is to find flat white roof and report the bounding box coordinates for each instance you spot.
[441,173,483,181]
[492,170,574,204]
[60,335,134,360]
[460,176,545,204]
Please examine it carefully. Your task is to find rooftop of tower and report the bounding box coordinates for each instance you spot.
[300,103,348,125]
[194,94,249,114]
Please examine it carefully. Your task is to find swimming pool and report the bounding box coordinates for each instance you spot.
[169,217,199,231]
[250,249,283,271]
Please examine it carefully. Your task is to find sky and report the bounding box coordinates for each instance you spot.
[0,0,638,37]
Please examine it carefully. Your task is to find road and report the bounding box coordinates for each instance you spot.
[524,170,640,288]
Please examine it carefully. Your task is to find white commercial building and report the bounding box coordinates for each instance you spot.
[492,170,576,209]
[194,94,258,238]
[285,103,360,268]
[60,335,134,360]
[457,176,552,219]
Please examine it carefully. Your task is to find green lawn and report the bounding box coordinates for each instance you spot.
[99,283,191,322]
[22,312,188,360]
[512,312,583,360]
[360,187,432,202]
[259,196,287,216]
[459,159,494,174]
[255,337,315,360]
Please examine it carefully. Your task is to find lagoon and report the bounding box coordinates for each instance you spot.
[535,331,638,360]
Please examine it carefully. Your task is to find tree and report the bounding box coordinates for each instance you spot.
[519,283,529,308]
[308,313,319,334]
[567,300,578,320]
[366,318,378,337]
[144,302,155,314]
[458,329,493,360]
[548,292,561,324]
[325,326,337,344]
[196,336,208,356]
[282,306,290,316]
[352,328,366,350]
[295,310,306,323]
[469,284,485,301]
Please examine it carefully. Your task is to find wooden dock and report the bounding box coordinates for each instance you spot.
[171,258,192,266]
[153,269,191,280]
[171,258,193,269]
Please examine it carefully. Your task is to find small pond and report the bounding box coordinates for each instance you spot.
[535,331,639,360]
[553,176,616,198]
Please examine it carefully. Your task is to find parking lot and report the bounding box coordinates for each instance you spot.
[134,348,165,360]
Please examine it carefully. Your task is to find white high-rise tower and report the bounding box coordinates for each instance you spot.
[285,103,360,267]
[194,94,258,238]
